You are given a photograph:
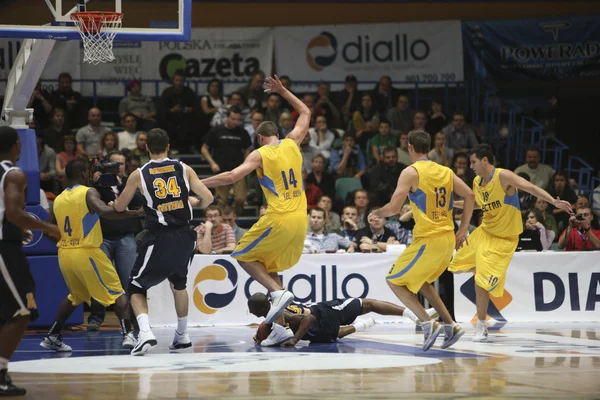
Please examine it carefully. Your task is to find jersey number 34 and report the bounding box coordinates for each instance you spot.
[153,177,181,199]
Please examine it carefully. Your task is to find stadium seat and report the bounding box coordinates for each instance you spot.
[335,177,362,204]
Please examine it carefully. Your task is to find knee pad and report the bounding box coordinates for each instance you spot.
[128,283,147,297]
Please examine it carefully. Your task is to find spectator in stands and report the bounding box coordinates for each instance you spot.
[211,92,251,128]
[302,168,322,208]
[55,135,77,181]
[244,110,265,151]
[158,70,197,153]
[28,81,52,130]
[201,106,251,215]
[118,113,143,151]
[76,107,110,158]
[517,172,535,218]
[99,131,119,157]
[368,147,406,207]
[195,205,237,254]
[36,134,59,194]
[352,93,379,152]
[336,205,360,242]
[387,95,415,134]
[451,152,470,185]
[442,112,477,153]
[372,76,398,116]
[300,133,319,174]
[316,195,341,233]
[308,115,335,159]
[334,75,361,127]
[329,133,366,180]
[118,79,156,131]
[371,120,398,165]
[221,205,247,243]
[576,195,589,210]
[131,132,149,165]
[200,78,225,136]
[548,171,578,230]
[412,111,427,132]
[315,81,341,128]
[514,147,555,190]
[278,112,294,138]
[425,99,447,135]
[385,204,414,245]
[557,206,600,251]
[534,196,559,238]
[397,131,411,166]
[304,208,353,254]
[524,208,555,250]
[292,94,324,127]
[278,75,293,110]
[238,70,266,109]
[353,189,370,229]
[263,93,287,125]
[306,154,335,200]
[126,155,141,177]
[48,72,84,129]
[353,207,399,252]
[428,131,453,167]
[43,107,70,153]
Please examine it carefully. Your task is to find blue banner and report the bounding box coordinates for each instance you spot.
[463,16,600,80]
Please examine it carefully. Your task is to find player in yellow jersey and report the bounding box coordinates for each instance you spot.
[40,159,141,352]
[449,144,572,342]
[202,75,310,344]
[370,130,476,351]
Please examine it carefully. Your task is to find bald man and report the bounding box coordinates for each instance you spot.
[76,107,111,157]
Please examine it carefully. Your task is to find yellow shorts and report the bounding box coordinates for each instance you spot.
[386,231,454,293]
[232,210,307,273]
[58,248,125,307]
[448,227,518,297]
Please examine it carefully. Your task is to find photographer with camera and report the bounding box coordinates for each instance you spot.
[87,151,144,330]
[557,206,600,251]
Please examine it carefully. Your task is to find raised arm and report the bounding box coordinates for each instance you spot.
[264,75,310,146]
[86,187,141,219]
[114,169,142,212]
[201,150,262,189]
[499,169,572,213]
[453,174,475,249]
[371,167,417,219]
[184,163,214,208]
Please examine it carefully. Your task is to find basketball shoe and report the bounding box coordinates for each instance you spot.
[40,334,72,352]
[265,290,294,324]
[169,331,192,350]
[421,320,443,351]
[131,330,157,356]
[473,320,488,342]
[260,323,295,347]
[441,323,465,349]
[122,331,136,350]
[0,369,25,396]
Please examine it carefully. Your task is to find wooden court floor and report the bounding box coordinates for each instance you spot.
[8,321,600,399]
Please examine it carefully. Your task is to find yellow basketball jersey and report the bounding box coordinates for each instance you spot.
[53,185,103,248]
[409,160,455,239]
[474,168,523,237]
[257,138,307,213]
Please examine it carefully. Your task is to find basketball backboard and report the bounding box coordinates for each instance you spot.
[0,0,191,41]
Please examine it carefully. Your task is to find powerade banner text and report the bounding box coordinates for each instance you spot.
[273,21,463,85]
[463,17,600,80]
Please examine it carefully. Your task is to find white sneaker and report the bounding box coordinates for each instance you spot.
[422,320,443,352]
[131,330,157,356]
[473,321,488,342]
[169,331,192,350]
[40,334,72,352]
[265,290,295,324]
[260,323,295,347]
[122,331,136,350]
[352,317,376,332]
[441,323,465,349]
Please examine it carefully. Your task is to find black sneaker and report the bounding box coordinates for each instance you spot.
[0,369,26,396]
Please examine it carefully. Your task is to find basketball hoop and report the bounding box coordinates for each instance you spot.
[70,11,123,65]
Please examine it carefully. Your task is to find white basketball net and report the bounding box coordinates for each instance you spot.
[71,12,123,65]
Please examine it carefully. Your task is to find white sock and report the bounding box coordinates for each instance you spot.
[403,308,417,323]
[477,319,487,327]
[176,316,188,335]
[0,357,8,371]
[137,314,150,333]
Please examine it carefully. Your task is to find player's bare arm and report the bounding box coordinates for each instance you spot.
[282,313,316,346]
[264,75,310,147]
[371,167,418,219]
[114,169,142,212]
[499,169,572,213]
[183,163,214,208]
[4,169,60,239]
[453,174,476,249]
[201,151,262,189]
[87,188,141,219]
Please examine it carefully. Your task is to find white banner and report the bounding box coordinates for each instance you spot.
[453,251,600,323]
[148,253,405,327]
[274,21,463,84]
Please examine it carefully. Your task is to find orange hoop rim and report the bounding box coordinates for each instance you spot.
[70,11,123,22]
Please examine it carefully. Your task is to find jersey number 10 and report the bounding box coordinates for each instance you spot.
[153,177,181,199]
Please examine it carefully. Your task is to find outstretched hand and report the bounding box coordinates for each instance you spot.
[264,75,285,94]
[553,197,573,214]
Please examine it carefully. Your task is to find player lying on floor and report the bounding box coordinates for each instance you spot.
[248,293,437,346]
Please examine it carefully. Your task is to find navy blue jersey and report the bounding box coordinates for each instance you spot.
[0,161,24,243]
[139,158,192,230]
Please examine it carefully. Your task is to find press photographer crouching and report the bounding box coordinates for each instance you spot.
[87,151,145,330]
[557,206,600,251]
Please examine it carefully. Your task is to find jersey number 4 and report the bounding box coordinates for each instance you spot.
[63,216,72,236]
[153,177,181,199]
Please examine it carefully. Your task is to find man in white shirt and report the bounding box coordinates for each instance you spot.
[514,147,555,189]
[118,113,144,150]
